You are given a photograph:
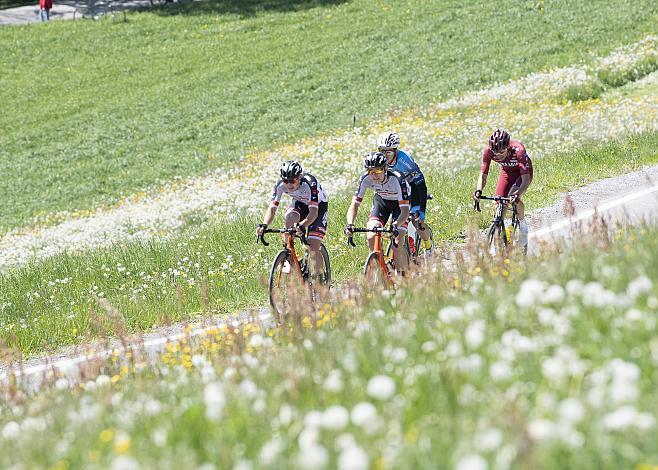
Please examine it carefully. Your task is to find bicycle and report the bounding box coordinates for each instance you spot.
[346,225,400,289]
[257,227,331,323]
[474,194,520,255]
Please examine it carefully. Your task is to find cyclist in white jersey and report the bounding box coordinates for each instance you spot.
[257,160,328,275]
[345,152,410,273]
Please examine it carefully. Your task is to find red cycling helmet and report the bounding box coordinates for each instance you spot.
[488,129,510,153]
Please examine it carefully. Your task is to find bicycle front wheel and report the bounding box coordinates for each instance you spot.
[268,250,294,323]
[319,243,331,286]
[363,251,391,289]
[487,222,507,256]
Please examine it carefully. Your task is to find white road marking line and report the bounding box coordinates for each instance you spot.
[2,310,273,380]
[531,185,658,239]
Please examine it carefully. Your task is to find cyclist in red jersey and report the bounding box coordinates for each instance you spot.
[472,129,533,250]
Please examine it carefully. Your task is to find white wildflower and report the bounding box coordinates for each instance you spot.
[239,379,259,399]
[558,398,585,424]
[475,428,503,452]
[259,437,284,466]
[367,375,396,401]
[627,275,653,299]
[464,320,485,349]
[323,369,344,393]
[489,361,513,382]
[527,419,555,441]
[2,421,20,440]
[456,454,488,470]
[321,406,349,431]
[338,443,369,470]
[439,305,464,323]
[542,285,565,304]
[297,442,329,470]
[204,382,226,422]
[111,456,140,470]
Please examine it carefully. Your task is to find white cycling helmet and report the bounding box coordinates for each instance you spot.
[377,131,400,149]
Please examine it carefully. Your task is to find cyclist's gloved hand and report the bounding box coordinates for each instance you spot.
[344,224,354,236]
[391,224,400,237]
[510,193,519,204]
[294,223,307,237]
[472,189,482,203]
[256,223,267,236]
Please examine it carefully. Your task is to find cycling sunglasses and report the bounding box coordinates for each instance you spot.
[368,168,386,175]
[282,177,299,184]
[378,147,396,153]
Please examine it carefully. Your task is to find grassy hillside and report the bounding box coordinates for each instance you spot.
[0,0,657,229]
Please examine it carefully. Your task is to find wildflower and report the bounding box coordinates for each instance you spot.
[627,275,653,299]
[1,421,20,440]
[323,369,344,393]
[474,428,502,452]
[321,405,349,431]
[367,375,396,401]
[558,398,585,424]
[351,402,378,430]
[239,379,259,399]
[259,437,284,466]
[204,382,226,422]
[515,279,544,308]
[439,305,464,323]
[110,455,140,470]
[456,454,488,470]
[489,361,513,382]
[527,419,555,441]
[464,320,485,349]
[541,285,565,304]
[297,442,329,470]
[337,442,369,470]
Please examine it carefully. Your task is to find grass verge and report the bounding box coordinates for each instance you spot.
[1,221,656,468]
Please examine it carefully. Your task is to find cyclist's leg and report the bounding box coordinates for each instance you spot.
[367,195,389,252]
[284,202,303,244]
[410,181,434,254]
[390,203,409,273]
[307,202,328,275]
[508,173,532,249]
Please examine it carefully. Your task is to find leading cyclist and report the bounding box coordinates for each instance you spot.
[345,151,411,274]
[377,131,434,256]
[472,129,533,251]
[257,160,328,275]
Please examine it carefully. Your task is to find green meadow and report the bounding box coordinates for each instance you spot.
[1,0,657,229]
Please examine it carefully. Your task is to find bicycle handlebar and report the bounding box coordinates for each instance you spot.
[474,194,513,212]
[345,226,398,248]
[257,227,308,247]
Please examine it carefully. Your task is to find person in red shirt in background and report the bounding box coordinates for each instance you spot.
[472,129,533,251]
[39,0,53,21]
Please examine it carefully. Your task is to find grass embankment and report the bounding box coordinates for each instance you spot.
[1,0,657,229]
[1,131,657,355]
[1,222,656,468]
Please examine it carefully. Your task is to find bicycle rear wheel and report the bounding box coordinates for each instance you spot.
[319,243,331,286]
[363,251,391,289]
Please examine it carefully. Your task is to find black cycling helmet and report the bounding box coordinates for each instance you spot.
[488,129,511,153]
[363,151,388,169]
[280,160,303,180]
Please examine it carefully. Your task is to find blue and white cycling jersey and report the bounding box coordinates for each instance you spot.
[388,149,425,186]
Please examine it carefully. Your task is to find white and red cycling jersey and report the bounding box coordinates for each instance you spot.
[352,170,410,206]
[270,173,328,208]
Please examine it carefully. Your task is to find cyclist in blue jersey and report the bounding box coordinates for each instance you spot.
[377,131,434,256]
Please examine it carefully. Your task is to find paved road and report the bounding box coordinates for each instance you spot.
[0,0,154,25]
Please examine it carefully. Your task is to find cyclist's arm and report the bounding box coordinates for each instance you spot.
[346,198,360,226]
[476,172,488,192]
[395,175,411,229]
[262,204,278,226]
[514,174,532,197]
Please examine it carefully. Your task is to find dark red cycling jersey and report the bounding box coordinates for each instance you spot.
[481,139,532,176]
